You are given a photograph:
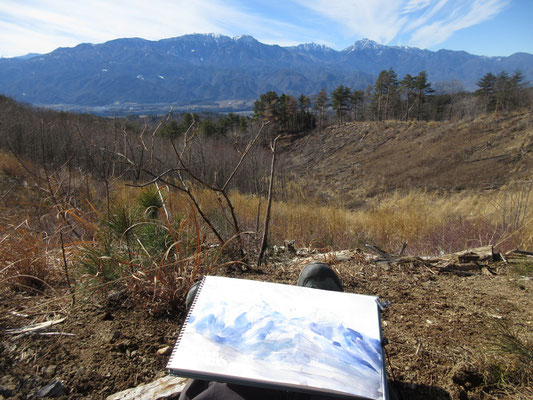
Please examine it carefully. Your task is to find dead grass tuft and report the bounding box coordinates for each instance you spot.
[476,322,533,399]
[0,221,52,294]
[0,151,28,179]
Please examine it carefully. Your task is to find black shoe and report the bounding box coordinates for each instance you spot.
[297,261,343,292]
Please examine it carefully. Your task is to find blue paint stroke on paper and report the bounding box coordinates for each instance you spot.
[190,300,383,397]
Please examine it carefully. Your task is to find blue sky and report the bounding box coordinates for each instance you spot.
[1,0,531,58]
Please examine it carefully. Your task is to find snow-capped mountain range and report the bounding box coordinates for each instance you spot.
[0,33,531,112]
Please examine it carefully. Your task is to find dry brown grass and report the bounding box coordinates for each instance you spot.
[2,143,533,315]
[232,186,533,255]
[0,151,27,179]
[0,153,59,294]
[136,182,533,256]
[281,110,533,206]
[0,221,53,293]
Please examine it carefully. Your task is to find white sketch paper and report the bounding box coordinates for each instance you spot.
[168,276,385,400]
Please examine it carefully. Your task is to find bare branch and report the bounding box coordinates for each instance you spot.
[257,134,283,266]
[125,168,183,187]
[220,190,246,261]
[222,122,267,191]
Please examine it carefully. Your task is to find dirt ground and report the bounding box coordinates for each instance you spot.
[1,254,532,400]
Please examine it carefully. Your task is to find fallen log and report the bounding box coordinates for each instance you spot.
[364,244,392,258]
[505,249,533,257]
[438,261,486,275]
[374,256,431,265]
[448,246,495,263]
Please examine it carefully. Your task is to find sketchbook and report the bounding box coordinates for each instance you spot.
[167,276,388,400]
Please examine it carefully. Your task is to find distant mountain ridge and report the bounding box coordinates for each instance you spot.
[0,33,531,113]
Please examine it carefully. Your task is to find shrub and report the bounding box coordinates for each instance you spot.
[75,189,226,314]
[137,186,163,219]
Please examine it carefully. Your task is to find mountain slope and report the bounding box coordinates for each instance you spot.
[281,111,533,206]
[0,34,532,111]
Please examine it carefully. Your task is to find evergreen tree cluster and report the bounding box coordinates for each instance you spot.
[158,69,529,140]
[334,69,435,122]
[253,92,317,133]
[253,68,439,126]
[252,68,529,131]
[475,71,528,113]
[158,112,248,139]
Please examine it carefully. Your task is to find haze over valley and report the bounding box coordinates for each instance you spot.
[1,34,532,115]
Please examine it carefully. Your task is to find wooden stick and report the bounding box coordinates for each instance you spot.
[5,318,66,334]
[257,135,282,266]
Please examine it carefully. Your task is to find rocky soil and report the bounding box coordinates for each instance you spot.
[1,250,532,399]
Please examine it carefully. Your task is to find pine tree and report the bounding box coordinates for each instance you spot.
[253,91,280,123]
[331,85,351,123]
[496,70,528,111]
[279,94,298,132]
[199,118,219,136]
[218,112,241,135]
[475,72,497,112]
[373,68,399,120]
[313,88,329,127]
[400,74,416,121]
[494,71,511,111]
[476,71,527,113]
[509,70,528,109]
[413,71,434,120]
[350,90,365,121]
[298,94,311,113]
[159,120,181,138]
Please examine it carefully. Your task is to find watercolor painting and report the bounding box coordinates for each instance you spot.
[168,276,385,400]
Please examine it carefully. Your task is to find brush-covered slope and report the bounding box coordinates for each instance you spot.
[281,111,533,206]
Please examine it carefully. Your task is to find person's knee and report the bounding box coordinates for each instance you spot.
[297,261,343,292]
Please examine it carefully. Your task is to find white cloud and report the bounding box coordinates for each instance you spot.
[403,0,449,32]
[10,1,229,37]
[0,0,511,57]
[0,0,323,57]
[0,0,255,56]
[295,1,407,44]
[409,0,509,48]
[296,0,509,49]
[402,0,432,14]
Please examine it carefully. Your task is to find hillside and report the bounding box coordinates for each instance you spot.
[281,111,533,207]
[0,99,532,400]
[1,34,532,114]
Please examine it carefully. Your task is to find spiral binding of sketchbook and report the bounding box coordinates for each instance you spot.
[167,277,206,369]
[167,276,388,400]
